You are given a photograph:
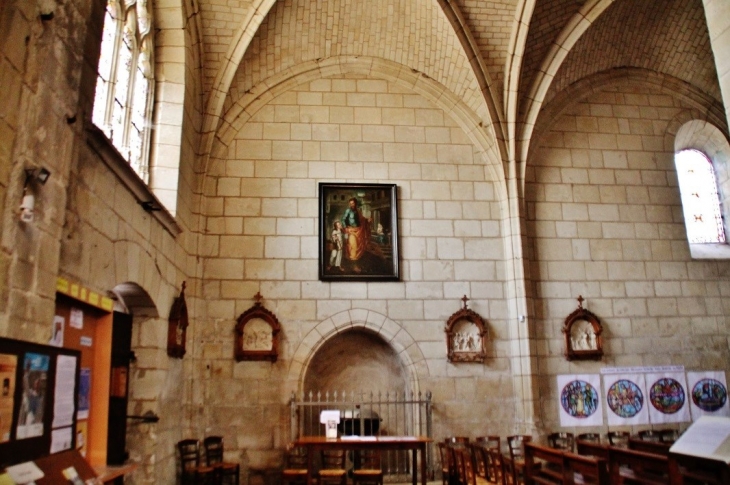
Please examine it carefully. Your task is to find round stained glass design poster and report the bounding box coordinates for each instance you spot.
[560,380,599,418]
[649,378,685,414]
[607,379,643,418]
[692,379,727,412]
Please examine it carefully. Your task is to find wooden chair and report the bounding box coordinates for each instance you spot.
[576,433,601,443]
[456,446,489,485]
[486,446,506,485]
[474,437,500,483]
[318,449,347,485]
[178,439,216,485]
[445,438,469,485]
[203,435,240,484]
[281,444,308,485]
[606,431,630,448]
[547,432,574,452]
[447,436,470,445]
[506,435,531,485]
[352,448,383,485]
[468,442,489,480]
[438,442,452,485]
[659,428,679,444]
[637,429,662,442]
[475,435,500,450]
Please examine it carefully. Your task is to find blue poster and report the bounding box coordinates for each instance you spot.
[17,353,50,439]
[77,368,91,420]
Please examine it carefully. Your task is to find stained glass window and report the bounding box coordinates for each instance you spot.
[674,149,726,244]
[92,0,154,184]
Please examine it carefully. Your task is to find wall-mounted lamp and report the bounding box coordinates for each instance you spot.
[25,167,51,185]
[20,166,51,223]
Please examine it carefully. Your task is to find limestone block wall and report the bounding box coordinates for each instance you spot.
[527,82,730,433]
[198,74,517,470]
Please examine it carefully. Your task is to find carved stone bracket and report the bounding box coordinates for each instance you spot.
[562,295,604,361]
[445,295,488,363]
[235,292,281,362]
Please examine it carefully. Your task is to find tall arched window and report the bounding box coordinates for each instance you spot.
[674,149,726,244]
[92,0,154,183]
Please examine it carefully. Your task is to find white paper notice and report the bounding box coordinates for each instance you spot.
[52,355,77,428]
[5,461,44,483]
[670,416,730,463]
[50,426,73,453]
[70,307,84,329]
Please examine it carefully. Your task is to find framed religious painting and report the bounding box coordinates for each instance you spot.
[319,183,400,281]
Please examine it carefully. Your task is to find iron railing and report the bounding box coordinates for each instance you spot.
[290,390,434,481]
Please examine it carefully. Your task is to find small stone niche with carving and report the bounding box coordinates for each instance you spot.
[562,295,603,361]
[445,296,488,363]
[235,292,281,362]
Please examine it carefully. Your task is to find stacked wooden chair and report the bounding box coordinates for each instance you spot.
[178,439,216,485]
[203,435,240,484]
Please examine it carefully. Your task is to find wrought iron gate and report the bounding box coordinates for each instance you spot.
[289,390,434,481]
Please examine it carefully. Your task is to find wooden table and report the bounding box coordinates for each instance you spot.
[293,435,432,485]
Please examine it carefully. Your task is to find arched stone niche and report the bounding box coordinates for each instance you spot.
[303,328,407,394]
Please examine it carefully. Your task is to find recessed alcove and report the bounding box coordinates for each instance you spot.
[303,328,407,395]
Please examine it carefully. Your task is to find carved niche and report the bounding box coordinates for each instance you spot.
[445,296,488,363]
[167,282,188,358]
[235,292,281,362]
[562,295,603,361]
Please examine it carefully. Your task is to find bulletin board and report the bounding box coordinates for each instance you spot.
[0,337,81,468]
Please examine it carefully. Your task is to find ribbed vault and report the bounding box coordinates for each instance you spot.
[221,0,490,129]
[545,0,721,106]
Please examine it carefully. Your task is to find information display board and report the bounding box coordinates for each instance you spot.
[0,337,81,467]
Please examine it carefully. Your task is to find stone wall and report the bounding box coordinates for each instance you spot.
[528,81,730,432]
[198,74,517,472]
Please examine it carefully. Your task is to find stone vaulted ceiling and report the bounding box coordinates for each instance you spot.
[195,0,724,165]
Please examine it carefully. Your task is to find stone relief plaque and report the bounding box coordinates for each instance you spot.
[445,296,488,363]
[235,292,280,362]
[562,296,603,361]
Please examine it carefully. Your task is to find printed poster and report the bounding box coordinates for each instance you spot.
[604,373,649,426]
[16,352,50,439]
[0,353,17,443]
[49,315,64,347]
[645,371,690,424]
[687,371,729,419]
[77,368,91,420]
[557,374,603,427]
[52,355,77,428]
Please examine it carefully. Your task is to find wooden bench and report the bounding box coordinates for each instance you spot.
[525,442,565,484]
[563,452,608,485]
[628,438,671,457]
[607,446,669,484]
[575,440,608,460]
[524,443,608,485]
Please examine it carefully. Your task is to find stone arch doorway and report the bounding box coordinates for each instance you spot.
[106,282,159,473]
